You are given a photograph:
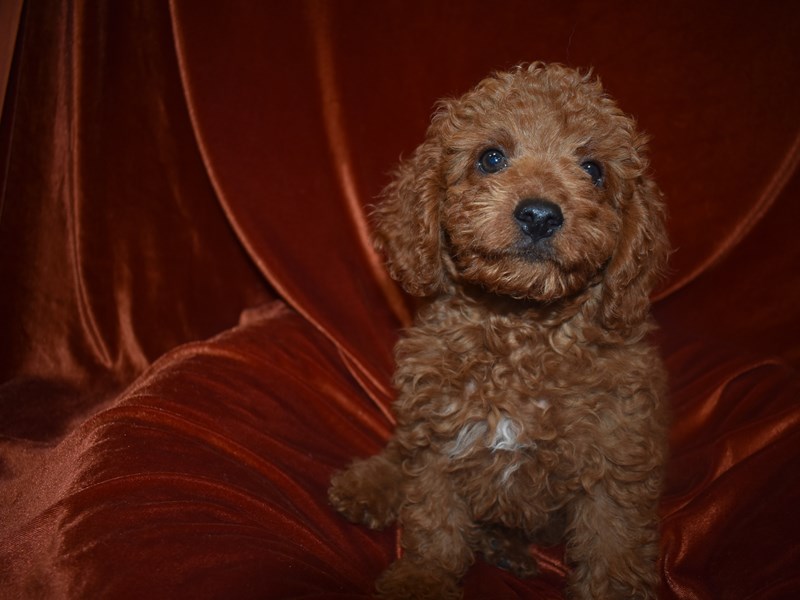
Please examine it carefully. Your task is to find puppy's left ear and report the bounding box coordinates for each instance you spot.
[599,173,669,333]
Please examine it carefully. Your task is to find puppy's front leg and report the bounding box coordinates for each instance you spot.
[329,444,404,530]
[565,471,661,600]
[376,454,475,600]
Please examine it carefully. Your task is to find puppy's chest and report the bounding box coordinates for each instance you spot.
[435,343,590,436]
[441,406,572,515]
[399,313,616,469]
[429,344,599,486]
[444,409,538,458]
[440,387,559,461]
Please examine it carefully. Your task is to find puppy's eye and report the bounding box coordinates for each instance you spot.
[580,160,604,187]
[477,148,508,174]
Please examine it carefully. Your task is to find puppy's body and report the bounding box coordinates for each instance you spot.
[329,63,669,599]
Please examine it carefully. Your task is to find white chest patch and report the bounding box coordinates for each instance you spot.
[446,415,531,458]
[489,415,522,452]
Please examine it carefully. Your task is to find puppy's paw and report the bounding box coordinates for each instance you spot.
[328,478,392,530]
[328,455,401,529]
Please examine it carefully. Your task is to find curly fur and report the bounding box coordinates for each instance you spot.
[329,63,669,599]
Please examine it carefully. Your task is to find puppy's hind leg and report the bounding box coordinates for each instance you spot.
[328,445,403,530]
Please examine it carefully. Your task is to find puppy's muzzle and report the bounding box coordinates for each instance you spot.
[514,198,564,243]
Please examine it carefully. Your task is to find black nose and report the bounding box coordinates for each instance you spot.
[514,199,564,242]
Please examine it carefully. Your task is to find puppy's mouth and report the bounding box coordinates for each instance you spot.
[454,232,566,267]
[447,231,609,299]
[453,236,560,266]
[510,237,559,263]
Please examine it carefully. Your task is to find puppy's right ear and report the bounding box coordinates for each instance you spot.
[372,136,446,296]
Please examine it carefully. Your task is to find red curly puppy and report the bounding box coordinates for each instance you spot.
[329,63,669,599]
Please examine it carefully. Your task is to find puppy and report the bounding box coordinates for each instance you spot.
[329,62,669,600]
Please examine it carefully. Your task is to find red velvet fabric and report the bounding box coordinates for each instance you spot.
[1,1,798,598]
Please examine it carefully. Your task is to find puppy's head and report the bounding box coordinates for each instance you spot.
[373,63,668,330]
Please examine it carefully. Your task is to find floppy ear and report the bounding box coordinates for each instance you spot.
[599,174,669,332]
[372,135,447,297]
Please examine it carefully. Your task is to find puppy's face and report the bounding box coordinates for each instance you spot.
[374,64,667,325]
[438,69,639,301]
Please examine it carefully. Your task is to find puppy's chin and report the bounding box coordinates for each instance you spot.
[451,251,603,302]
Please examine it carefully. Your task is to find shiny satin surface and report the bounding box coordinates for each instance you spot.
[1,1,798,598]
